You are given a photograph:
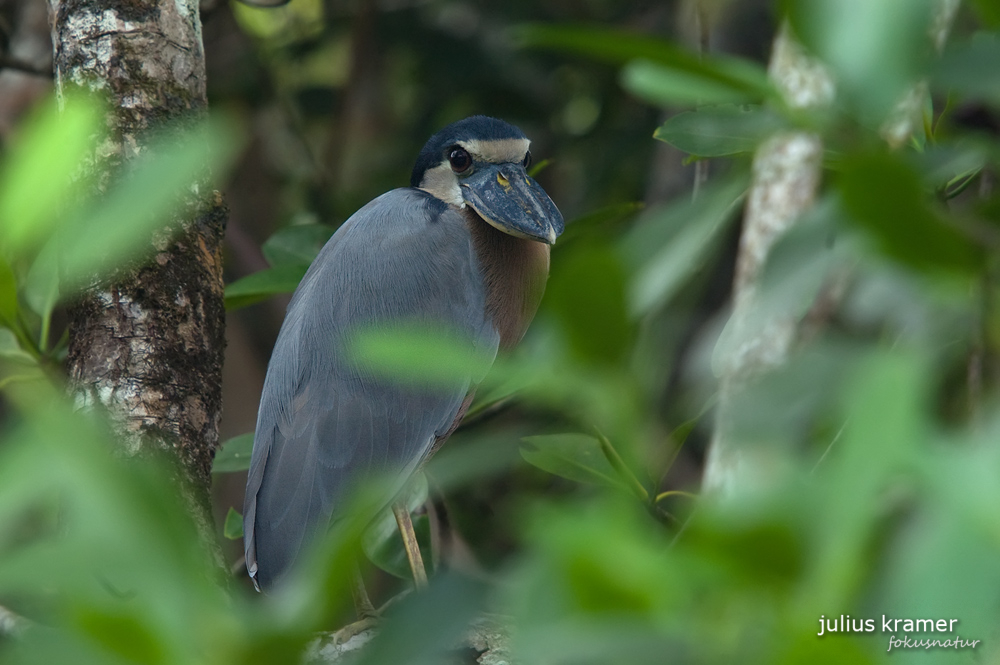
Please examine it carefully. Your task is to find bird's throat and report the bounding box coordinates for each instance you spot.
[464,209,550,349]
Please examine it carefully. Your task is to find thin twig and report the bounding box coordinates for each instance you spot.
[0,56,52,78]
[594,429,650,503]
[692,0,711,200]
[0,604,30,637]
[456,395,515,431]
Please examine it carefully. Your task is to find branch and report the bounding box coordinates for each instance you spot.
[0,55,52,78]
[703,24,832,496]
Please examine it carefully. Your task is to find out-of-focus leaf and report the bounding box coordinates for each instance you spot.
[623,59,765,107]
[261,223,334,267]
[355,572,487,665]
[362,474,430,579]
[784,0,935,120]
[212,433,255,473]
[557,201,643,245]
[517,24,772,104]
[544,244,632,365]
[223,507,244,540]
[74,609,167,665]
[932,34,1000,106]
[655,104,787,157]
[812,352,925,607]
[970,0,1000,27]
[0,328,35,364]
[915,143,989,190]
[0,94,102,254]
[837,151,982,276]
[0,395,238,665]
[348,323,495,387]
[685,517,805,588]
[624,176,745,316]
[879,505,1000,645]
[508,498,681,659]
[55,118,241,294]
[23,239,59,320]
[224,263,308,311]
[520,434,625,490]
[232,0,324,45]
[424,431,521,491]
[516,23,707,66]
[0,256,18,325]
[527,157,552,178]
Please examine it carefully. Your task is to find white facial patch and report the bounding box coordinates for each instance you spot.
[459,138,531,164]
[418,162,464,206]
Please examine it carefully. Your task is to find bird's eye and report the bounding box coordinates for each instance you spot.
[522,151,532,169]
[448,147,472,173]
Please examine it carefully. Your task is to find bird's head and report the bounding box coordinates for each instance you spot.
[411,116,564,245]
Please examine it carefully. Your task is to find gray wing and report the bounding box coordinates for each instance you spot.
[243,189,499,589]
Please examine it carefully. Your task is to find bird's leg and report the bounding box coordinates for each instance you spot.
[392,501,429,589]
[333,565,379,645]
[351,564,378,620]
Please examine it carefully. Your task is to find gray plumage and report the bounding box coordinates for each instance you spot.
[243,188,499,589]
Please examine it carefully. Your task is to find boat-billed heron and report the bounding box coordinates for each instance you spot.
[243,116,563,592]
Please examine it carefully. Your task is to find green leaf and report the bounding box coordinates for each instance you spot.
[784,0,935,120]
[212,433,255,473]
[516,24,771,104]
[544,244,632,365]
[0,328,35,364]
[75,608,168,665]
[23,239,59,321]
[224,263,308,311]
[623,60,765,107]
[623,177,746,316]
[654,105,787,157]
[261,223,334,267]
[932,34,1000,106]
[811,352,927,606]
[515,23,706,65]
[557,202,643,246]
[527,158,552,178]
[223,507,244,540]
[347,322,495,387]
[970,0,1000,27]
[0,256,18,326]
[355,572,487,665]
[520,434,625,489]
[55,118,241,295]
[837,151,982,276]
[0,94,103,254]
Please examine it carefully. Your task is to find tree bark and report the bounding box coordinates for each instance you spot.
[48,0,227,544]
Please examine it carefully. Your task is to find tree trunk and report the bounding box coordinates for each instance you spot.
[48,0,227,545]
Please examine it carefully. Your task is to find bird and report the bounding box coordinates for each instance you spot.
[242,116,564,592]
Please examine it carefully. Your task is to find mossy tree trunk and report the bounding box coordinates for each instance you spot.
[47,0,227,546]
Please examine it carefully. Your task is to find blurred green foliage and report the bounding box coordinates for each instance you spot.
[4,1,1000,664]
